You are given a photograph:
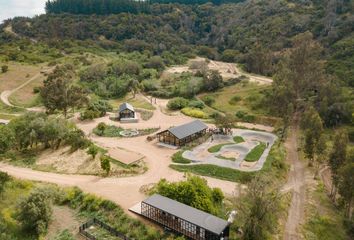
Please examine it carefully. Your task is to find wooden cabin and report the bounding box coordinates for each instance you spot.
[156,120,208,147]
[118,103,137,122]
[141,194,230,240]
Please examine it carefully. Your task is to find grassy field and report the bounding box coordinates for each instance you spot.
[244,142,267,162]
[302,183,348,240]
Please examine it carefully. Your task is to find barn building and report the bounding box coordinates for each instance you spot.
[156,120,208,147]
[118,102,137,122]
[141,194,230,240]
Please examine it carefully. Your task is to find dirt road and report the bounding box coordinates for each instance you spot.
[283,123,307,240]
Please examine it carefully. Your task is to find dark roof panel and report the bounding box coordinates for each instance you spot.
[168,120,208,139]
[142,194,229,234]
[119,102,134,112]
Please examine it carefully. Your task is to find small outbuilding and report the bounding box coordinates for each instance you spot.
[157,120,208,147]
[141,194,230,240]
[118,102,138,122]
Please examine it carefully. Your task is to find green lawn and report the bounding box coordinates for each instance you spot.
[109,94,155,111]
[244,142,267,162]
[172,151,191,164]
[233,136,245,143]
[208,143,234,153]
[170,164,254,183]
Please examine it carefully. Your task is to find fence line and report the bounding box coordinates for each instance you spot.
[79,218,130,240]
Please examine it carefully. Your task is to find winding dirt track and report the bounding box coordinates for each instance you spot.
[0,97,239,213]
[283,122,307,240]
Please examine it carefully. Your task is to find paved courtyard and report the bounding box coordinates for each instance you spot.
[182,129,277,172]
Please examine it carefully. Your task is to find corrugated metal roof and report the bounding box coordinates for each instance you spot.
[168,120,208,139]
[143,194,229,235]
[119,102,134,112]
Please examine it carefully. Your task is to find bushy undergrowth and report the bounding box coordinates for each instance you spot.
[181,107,208,119]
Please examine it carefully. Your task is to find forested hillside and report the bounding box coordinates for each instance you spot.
[2,0,353,87]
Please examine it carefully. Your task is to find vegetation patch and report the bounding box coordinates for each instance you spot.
[244,142,267,162]
[233,136,245,143]
[93,123,159,137]
[171,151,191,164]
[170,164,254,183]
[208,143,233,153]
[181,107,208,119]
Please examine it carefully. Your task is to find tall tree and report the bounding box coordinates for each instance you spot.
[338,163,354,219]
[41,65,87,117]
[328,130,348,201]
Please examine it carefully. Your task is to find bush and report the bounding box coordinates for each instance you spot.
[181,107,208,119]
[0,171,11,195]
[188,100,204,109]
[33,86,41,93]
[229,95,242,105]
[145,56,165,70]
[1,65,8,73]
[17,188,53,235]
[202,95,215,106]
[167,97,190,110]
[235,110,256,123]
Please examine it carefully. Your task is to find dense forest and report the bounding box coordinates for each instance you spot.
[2,0,353,87]
[45,0,245,15]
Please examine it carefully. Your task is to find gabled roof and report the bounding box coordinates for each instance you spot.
[168,120,208,140]
[119,102,134,112]
[143,194,229,235]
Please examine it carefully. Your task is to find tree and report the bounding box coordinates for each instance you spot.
[215,114,235,134]
[17,188,53,235]
[153,175,224,215]
[0,171,11,196]
[0,125,15,154]
[235,175,281,240]
[100,155,111,176]
[328,130,348,200]
[129,79,140,98]
[87,144,99,160]
[313,135,327,179]
[1,65,8,73]
[338,163,354,219]
[269,32,328,117]
[302,107,324,166]
[41,65,87,118]
[202,70,223,92]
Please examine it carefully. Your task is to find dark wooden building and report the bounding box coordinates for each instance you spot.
[118,102,135,120]
[141,194,230,240]
[157,120,208,147]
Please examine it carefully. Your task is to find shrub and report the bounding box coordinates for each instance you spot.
[188,100,204,109]
[0,171,11,195]
[181,107,208,119]
[17,188,53,235]
[235,110,256,123]
[33,86,41,93]
[229,95,242,105]
[64,129,89,151]
[167,97,190,110]
[145,56,165,70]
[202,95,215,106]
[1,65,9,73]
[100,155,111,175]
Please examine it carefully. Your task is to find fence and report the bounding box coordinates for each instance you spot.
[79,218,130,240]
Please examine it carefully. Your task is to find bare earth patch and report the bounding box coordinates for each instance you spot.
[220,151,240,159]
[45,205,82,240]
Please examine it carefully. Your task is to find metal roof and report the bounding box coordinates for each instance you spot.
[119,102,134,112]
[142,194,229,235]
[168,120,208,140]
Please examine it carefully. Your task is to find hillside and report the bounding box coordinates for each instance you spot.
[0,0,353,85]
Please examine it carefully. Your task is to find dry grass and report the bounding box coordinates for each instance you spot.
[0,63,41,92]
[109,93,155,111]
